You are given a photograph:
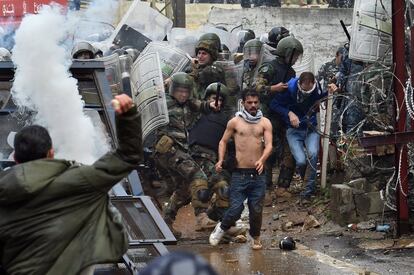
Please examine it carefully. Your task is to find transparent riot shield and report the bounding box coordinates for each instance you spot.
[292,46,315,75]
[214,60,244,112]
[109,1,173,42]
[262,43,276,63]
[168,27,199,57]
[130,52,169,141]
[349,0,392,65]
[140,41,191,80]
[199,25,239,53]
[97,53,122,96]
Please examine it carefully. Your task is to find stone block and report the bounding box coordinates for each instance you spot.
[354,191,387,220]
[330,184,358,226]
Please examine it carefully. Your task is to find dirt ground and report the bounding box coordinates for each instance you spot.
[165,182,414,274]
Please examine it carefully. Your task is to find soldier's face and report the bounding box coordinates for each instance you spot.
[197,50,212,66]
[243,95,260,116]
[173,87,191,103]
[207,94,223,110]
[76,51,93,60]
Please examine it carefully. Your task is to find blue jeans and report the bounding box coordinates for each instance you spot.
[220,169,266,237]
[286,128,320,198]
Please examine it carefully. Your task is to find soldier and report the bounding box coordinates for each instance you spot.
[71,41,96,60]
[236,29,256,53]
[267,27,290,50]
[154,72,219,236]
[189,34,225,100]
[242,39,264,90]
[189,83,232,222]
[255,36,303,202]
[317,46,344,90]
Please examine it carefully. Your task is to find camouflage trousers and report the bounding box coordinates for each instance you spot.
[154,142,209,221]
[191,145,231,222]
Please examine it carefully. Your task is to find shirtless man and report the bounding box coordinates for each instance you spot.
[209,89,272,250]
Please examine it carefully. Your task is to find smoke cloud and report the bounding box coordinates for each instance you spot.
[11,4,110,164]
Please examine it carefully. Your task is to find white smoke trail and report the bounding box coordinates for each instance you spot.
[12,4,110,164]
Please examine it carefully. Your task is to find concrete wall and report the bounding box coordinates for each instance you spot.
[208,7,353,72]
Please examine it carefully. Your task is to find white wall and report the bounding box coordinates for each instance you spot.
[208,7,353,73]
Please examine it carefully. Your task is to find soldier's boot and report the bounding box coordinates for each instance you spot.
[208,180,230,221]
[191,179,215,231]
[195,212,217,231]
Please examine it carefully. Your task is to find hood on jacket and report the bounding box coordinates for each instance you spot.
[0,159,71,205]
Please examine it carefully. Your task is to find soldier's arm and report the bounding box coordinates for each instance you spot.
[188,98,215,114]
[255,64,288,95]
[255,64,272,95]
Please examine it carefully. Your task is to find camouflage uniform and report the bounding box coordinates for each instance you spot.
[317,58,341,139]
[255,37,303,190]
[189,83,232,221]
[190,34,226,100]
[316,58,338,91]
[154,75,213,225]
[190,145,231,221]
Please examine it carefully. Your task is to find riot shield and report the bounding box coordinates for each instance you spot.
[96,53,122,96]
[199,25,239,53]
[349,0,392,65]
[262,43,276,63]
[130,52,169,141]
[292,46,315,75]
[109,1,173,42]
[119,54,133,96]
[214,60,243,111]
[140,41,191,79]
[168,27,199,57]
[112,24,152,53]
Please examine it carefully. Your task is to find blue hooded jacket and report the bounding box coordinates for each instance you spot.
[270,77,327,130]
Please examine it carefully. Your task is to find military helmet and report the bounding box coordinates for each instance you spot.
[169,72,194,97]
[243,39,263,59]
[268,26,290,49]
[275,37,303,63]
[71,41,95,59]
[195,40,219,63]
[204,82,229,103]
[0,47,11,61]
[237,29,255,44]
[197,33,221,51]
[218,44,230,60]
[236,29,255,53]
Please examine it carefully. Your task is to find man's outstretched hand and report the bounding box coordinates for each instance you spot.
[112,94,134,115]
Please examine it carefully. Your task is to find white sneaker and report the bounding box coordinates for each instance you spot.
[209,222,225,246]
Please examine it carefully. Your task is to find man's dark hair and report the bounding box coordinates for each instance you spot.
[14,125,52,163]
[241,88,260,101]
[299,72,315,84]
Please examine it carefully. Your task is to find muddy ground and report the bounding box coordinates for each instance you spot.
[166,189,414,274]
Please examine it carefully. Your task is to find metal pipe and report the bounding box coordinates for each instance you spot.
[393,0,409,235]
